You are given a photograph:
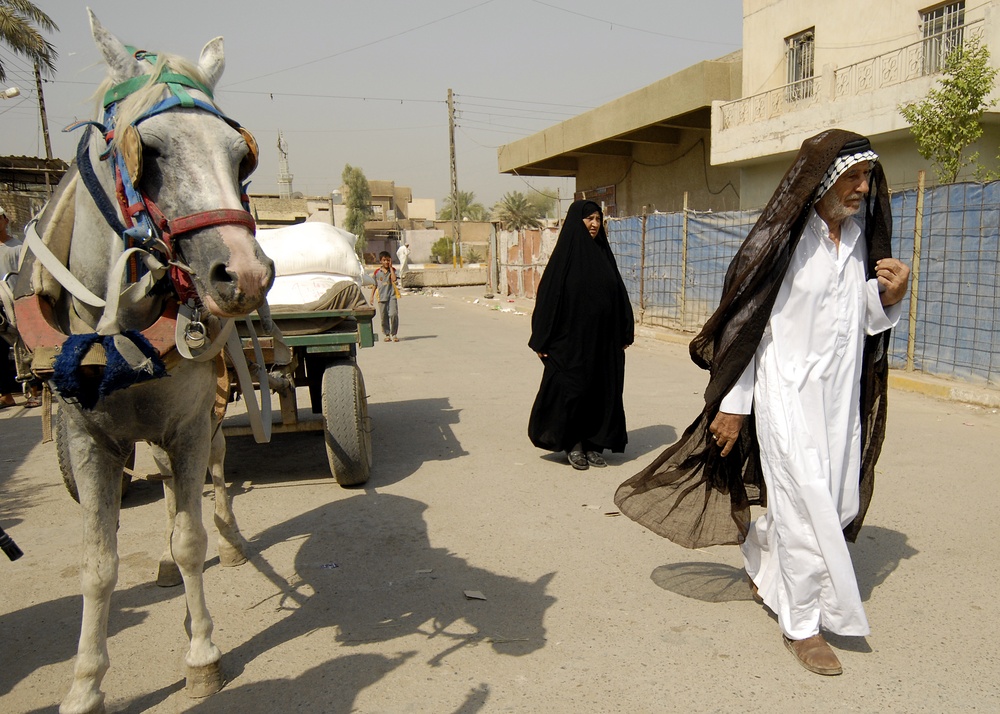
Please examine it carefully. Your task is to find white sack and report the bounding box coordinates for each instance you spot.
[267,272,356,307]
[256,223,364,280]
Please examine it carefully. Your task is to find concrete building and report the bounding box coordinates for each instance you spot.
[497,55,744,215]
[499,0,1000,211]
[716,0,1000,208]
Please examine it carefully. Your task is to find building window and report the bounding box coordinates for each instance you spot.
[922,2,965,74]
[786,29,815,102]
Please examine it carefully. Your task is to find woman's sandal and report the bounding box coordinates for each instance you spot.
[25,395,42,408]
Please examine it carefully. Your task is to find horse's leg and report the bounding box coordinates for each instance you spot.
[60,427,127,714]
[148,446,184,587]
[209,426,249,567]
[166,434,224,698]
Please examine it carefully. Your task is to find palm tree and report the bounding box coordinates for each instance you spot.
[0,1,59,83]
[492,191,543,231]
[439,190,488,222]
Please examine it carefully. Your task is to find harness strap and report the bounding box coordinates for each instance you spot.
[76,128,128,239]
[24,220,106,308]
[226,317,272,444]
[168,209,256,238]
[103,71,213,107]
[174,305,234,362]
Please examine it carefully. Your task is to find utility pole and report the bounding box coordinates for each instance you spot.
[447,88,462,267]
[33,61,52,160]
[34,60,53,195]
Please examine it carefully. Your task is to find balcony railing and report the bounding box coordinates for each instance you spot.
[719,19,983,130]
[835,19,982,98]
[720,76,822,129]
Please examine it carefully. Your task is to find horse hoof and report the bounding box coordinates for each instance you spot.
[218,540,249,568]
[156,560,183,588]
[185,660,225,698]
[59,692,106,714]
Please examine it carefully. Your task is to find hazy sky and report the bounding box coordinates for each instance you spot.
[1,1,742,211]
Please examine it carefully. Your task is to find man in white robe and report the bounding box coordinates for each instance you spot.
[616,130,909,676]
[396,242,410,279]
[709,147,910,674]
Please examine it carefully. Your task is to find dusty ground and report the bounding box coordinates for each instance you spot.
[1,285,999,713]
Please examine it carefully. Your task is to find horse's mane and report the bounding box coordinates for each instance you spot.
[93,51,220,151]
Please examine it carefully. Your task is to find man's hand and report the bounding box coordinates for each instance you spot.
[709,411,745,457]
[876,258,910,307]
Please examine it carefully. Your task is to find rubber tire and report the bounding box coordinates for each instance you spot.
[56,406,135,502]
[321,361,371,486]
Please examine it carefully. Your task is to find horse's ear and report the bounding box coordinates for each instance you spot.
[199,38,226,90]
[88,9,143,82]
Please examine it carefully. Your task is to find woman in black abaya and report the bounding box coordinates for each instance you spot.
[528,200,634,470]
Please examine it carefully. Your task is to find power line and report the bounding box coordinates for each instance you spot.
[224,0,497,88]
[458,110,564,125]
[223,88,443,105]
[529,0,740,47]
[457,119,538,134]
[456,92,596,110]
[456,102,580,119]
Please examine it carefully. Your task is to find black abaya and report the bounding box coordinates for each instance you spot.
[528,200,634,453]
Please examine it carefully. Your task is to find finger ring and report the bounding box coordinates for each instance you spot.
[712,434,718,441]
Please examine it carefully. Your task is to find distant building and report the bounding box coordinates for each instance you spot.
[335,179,438,261]
[248,194,332,229]
[0,155,70,237]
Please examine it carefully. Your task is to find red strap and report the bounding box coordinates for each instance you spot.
[169,209,256,237]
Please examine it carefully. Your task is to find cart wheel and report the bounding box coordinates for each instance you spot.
[56,406,135,502]
[321,361,371,486]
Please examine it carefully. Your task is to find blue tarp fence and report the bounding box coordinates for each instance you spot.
[607,180,1000,386]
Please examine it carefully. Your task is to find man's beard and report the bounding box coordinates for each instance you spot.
[818,190,862,224]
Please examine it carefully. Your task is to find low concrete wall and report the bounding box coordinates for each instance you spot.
[402,267,486,288]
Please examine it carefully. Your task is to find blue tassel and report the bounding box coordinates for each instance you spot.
[53,331,167,410]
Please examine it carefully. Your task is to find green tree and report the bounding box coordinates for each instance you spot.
[899,36,999,184]
[439,190,488,222]
[0,1,58,82]
[527,188,559,219]
[492,190,543,230]
[341,164,372,253]
[430,236,455,264]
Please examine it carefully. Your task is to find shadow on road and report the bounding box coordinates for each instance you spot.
[647,525,917,604]
[0,577,182,702]
[219,493,554,691]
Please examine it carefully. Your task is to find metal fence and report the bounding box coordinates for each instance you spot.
[607,179,1000,386]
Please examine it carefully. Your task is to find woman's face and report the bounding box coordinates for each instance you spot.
[582,211,601,238]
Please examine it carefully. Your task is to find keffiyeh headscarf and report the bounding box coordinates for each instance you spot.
[816,136,879,198]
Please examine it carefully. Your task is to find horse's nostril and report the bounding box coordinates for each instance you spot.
[210,263,234,285]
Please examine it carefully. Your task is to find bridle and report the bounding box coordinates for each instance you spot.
[71,47,259,302]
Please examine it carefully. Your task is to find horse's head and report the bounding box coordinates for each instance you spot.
[90,11,274,318]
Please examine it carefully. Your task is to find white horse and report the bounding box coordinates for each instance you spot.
[14,12,273,714]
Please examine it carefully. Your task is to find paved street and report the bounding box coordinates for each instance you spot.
[1,285,999,713]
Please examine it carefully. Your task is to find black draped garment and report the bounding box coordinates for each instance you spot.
[615,129,894,548]
[528,200,635,453]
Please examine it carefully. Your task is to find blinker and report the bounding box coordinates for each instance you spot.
[119,125,143,186]
[238,127,258,181]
